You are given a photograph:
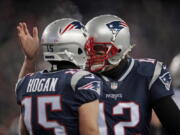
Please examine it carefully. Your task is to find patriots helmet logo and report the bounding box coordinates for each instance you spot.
[159,72,172,90]
[106,21,128,41]
[78,81,101,94]
[61,21,84,34]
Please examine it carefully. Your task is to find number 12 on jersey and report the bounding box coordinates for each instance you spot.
[99,102,140,135]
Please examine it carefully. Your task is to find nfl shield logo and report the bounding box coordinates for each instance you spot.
[111,82,118,90]
[159,72,172,91]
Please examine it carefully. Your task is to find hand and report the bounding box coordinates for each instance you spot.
[17,22,40,60]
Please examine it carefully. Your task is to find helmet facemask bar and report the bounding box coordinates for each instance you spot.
[85,37,120,72]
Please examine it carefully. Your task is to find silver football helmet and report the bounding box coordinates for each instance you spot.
[169,53,180,88]
[41,18,88,69]
[85,14,134,72]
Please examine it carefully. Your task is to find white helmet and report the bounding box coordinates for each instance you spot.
[85,14,134,72]
[41,18,88,69]
[169,53,180,88]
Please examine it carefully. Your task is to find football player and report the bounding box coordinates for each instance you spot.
[84,14,180,135]
[170,53,180,108]
[16,19,102,135]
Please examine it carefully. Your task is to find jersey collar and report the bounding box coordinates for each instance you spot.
[118,58,134,81]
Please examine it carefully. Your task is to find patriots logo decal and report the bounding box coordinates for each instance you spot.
[60,21,84,34]
[78,81,101,94]
[159,72,172,90]
[106,21,128,41]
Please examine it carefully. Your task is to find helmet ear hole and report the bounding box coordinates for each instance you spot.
[78,48,83,54]
[118,49,121,53]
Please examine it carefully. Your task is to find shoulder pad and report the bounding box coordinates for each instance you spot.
[149,61,163,89]
[136,58,157,76]
[71,70,91,91]
[15,76,26,94]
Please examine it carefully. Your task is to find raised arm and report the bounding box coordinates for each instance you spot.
[17,22,39,79]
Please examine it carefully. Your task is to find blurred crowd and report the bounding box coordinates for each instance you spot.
[0,0,179,134]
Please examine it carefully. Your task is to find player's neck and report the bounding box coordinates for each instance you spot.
[57,65,78,70]
[102,58,130,80]
[50,62,79,71]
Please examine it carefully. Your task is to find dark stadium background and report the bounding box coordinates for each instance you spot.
[0,0,179,134]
